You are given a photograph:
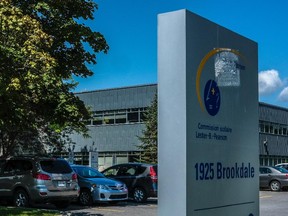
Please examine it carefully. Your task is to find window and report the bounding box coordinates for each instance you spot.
[259,167,272,174]
[117,166,137,176]
[273,124,278,135]
[283,127,287,136]
[2,160,32,174]
[103,114,114,124]
[269,125,273,134]
[103,167,119,177]
[93,113,103,125]
[115,111,127,124]
[258,121,288,137]
[40,160,72,174]
[86,108,148,126]
[92,111,103,125]
[279,125,283,135]
[128,109,139,122]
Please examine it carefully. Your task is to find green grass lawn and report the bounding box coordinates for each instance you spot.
[0,206,60,216]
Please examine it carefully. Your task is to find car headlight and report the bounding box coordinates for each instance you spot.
[96,185,110,190]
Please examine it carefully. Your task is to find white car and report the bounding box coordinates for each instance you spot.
[275,163,288,170]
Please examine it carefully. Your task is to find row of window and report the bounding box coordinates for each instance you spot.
[84,108,147,126]
[259,120,288,136]
[260,155,288,166]
[84,110,288,135]
[55,151,140,171]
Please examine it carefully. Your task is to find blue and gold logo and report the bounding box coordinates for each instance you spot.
[203,79,220,116]
[196,48,245,116]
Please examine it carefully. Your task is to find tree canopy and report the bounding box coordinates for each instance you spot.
[0,0,108,156]
[138,94,158,164]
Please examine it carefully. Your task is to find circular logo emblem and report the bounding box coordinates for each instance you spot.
[203,80,220,116]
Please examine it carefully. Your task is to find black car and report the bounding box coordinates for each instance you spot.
[101,163,157,202]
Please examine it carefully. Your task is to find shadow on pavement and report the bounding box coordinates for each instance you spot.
[0,198,157,216]
[60,198,157,216]
[61,212,104,216]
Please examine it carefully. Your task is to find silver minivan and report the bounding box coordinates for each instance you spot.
[0,156,79,208]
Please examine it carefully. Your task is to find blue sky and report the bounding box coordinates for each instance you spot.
[75,0,288,108]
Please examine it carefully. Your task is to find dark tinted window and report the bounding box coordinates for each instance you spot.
[137,166,147,175]
[40,160,72,174]
[21,160,33,171]
[2,160,33,174]
[128,112,138,122]
[260,167,272,174]
[3,161,17,173]
[117,166,135,176]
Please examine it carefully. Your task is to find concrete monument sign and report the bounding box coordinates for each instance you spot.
[158,10,258,216]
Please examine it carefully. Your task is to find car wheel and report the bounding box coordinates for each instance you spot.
[79,189,93,205]
[54,201,71,209]
[133,187,147,203]
[270,180,281,191]
[13,189,29,207]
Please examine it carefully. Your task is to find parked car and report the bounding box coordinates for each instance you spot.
[275,163,288,170]
[259,166,288,191]
[101,163,157,202]
[70,164,128,205]
[0,156,79,208]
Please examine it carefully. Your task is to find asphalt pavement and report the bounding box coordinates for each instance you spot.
[34,199,157,216]
[260,190,288,216]
[62,200,157,216]
[20,192,288,216]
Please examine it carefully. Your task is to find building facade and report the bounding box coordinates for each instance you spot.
[68,84,288,169]
[69,84,157,170]
[259,103,288,166]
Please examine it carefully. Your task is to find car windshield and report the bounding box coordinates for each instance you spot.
[73,166,104,178]
[274,166,288,173]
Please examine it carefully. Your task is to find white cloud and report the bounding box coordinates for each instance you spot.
[278,87,288,102]
[258,69,283,96]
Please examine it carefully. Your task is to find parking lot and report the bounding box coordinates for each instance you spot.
[40,191,285,216]
[260,190,288,216]
[63,199,157,216]
[32,199,157,216]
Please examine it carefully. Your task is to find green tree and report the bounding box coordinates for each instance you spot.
[138,94,158,164]
[0,0,108,156]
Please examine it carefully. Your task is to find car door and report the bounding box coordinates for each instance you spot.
[116,165,138,189]
[259,167,272,188]
[0,160,21,197]
[103,165,137,189]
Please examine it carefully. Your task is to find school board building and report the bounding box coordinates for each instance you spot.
[68,84,288,169]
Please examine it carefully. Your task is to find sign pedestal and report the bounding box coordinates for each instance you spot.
[158,9,258,216]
